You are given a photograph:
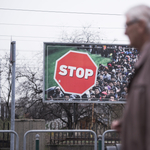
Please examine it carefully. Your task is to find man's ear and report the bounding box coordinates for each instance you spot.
[138,20,147,33]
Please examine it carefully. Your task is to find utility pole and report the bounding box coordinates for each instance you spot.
[10,41,16,150]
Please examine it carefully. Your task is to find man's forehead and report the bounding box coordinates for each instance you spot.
[126,16,131,23]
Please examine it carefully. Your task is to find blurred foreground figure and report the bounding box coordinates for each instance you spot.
[111,5,150,150]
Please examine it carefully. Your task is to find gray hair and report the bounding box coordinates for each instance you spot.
[126,5,150,32]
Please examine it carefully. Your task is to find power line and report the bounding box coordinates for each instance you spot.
[0,36,128,41]
[0,7,123,16]
[0,34,56,39]
[0,23,86,28]
[0,39,57,42]
[0,49,42,51]
[0,23,125,29]
[0,38,129,43]
[0,39,11,41]
[0,37,59,42]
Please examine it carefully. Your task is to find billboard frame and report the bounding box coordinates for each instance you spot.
[43,42,132,103]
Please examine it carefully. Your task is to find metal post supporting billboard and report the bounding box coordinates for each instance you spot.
[10,41,16,150]
[23,130,97,150]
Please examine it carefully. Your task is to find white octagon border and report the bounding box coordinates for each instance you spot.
[54,50,98,95]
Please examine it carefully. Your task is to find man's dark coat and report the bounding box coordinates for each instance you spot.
[121,41,150,150]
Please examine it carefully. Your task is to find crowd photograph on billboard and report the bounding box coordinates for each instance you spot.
[44,43,139,102]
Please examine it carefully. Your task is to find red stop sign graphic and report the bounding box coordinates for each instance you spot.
[54,51,98,95]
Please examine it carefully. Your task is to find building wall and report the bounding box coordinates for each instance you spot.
[15,119,45,150]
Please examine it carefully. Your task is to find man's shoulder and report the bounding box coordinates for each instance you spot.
[134,42,150,69]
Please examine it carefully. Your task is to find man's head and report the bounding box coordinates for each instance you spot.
[109,95,115,101]
[64,94,70,101]
[99,75,103,80]
[104,70,108,75]
[95,88,100,94]
[101,91,107,99]
[125,5,150,49]
[109,81,113,87]
[56,87,61,93]
[109,89,115,95]
[96,81,99,86]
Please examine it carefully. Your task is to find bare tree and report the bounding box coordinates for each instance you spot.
[1,54,20,119]
[0,27,124,133]
[60,25,102,43]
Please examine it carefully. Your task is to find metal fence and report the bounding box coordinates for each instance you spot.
[23,129,97,150]
[0,102,10,148]
[0,130,19,150]
[0,121,10,148]
[48,130,94,145]
[46,123,105,145]
[0,129,121,150]
[102,130,121,150]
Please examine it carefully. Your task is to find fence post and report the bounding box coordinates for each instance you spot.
[35,134,40,150]
[98,135,102,150]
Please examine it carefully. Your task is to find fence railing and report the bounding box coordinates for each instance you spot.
[46,120,107,135]
[23,130,97,150]
[102,130,121,150]
[0,130,19,150]
[48,131,94,145]
[0,129,121,150]
[0,121,10,148]
[46,122,106,145]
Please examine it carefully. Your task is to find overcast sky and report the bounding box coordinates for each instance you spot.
[1,0,150,65]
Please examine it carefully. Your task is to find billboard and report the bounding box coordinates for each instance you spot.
[43,43,138,103]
